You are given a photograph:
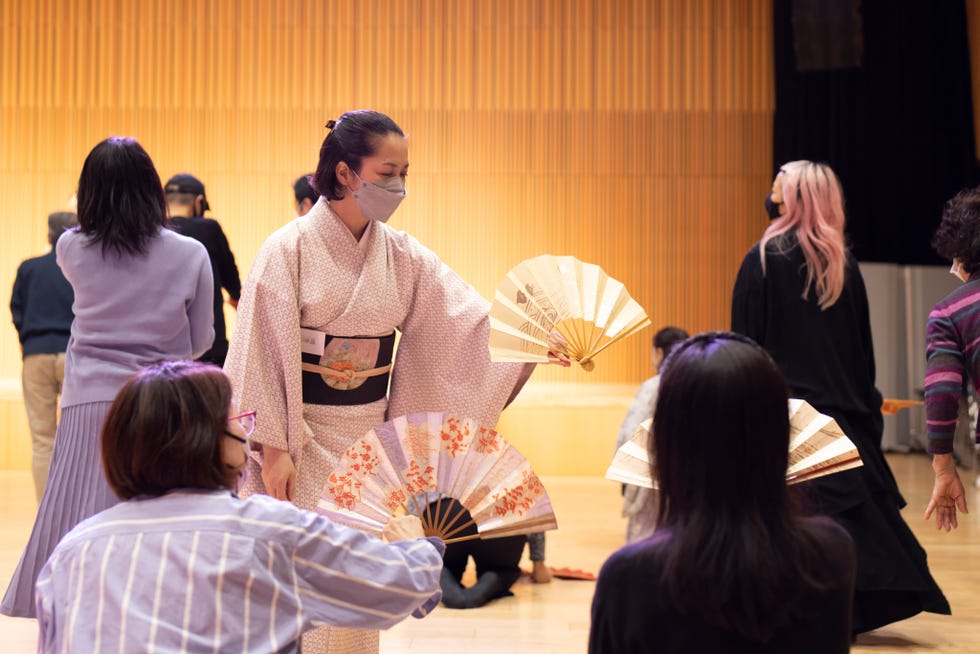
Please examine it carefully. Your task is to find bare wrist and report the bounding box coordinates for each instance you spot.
[932,453,956,473]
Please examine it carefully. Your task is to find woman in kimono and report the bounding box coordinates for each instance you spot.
[224,110,537,653]
[730,160,949,634]
[1,137,214,618]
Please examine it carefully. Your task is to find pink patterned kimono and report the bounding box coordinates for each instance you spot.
[224,199,533,654]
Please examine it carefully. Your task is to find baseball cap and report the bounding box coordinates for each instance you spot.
[164,173,210,212]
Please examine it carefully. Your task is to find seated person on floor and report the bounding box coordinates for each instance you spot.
[35,360,444,653]
[428,498,527,609]
[589,332,856,654]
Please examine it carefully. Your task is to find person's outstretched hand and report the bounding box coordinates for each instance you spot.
[384,515,426,542]
[924,454,968,531]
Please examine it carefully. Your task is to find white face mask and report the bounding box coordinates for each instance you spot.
[950,260,970,283]
[351,170,406,223]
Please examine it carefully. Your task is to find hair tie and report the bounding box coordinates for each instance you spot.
[325,119,337,130]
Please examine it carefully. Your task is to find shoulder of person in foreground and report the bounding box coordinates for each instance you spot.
[796,515,856,580]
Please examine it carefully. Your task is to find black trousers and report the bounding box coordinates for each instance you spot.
[428,499,526,609]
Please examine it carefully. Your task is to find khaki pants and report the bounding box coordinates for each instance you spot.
[21,352,65,501]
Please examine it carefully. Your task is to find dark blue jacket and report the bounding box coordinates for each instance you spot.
[10,248,74,357]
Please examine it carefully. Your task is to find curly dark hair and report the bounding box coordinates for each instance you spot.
[932,185,980,274]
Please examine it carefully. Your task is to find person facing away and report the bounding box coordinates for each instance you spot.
[590,332,857,654]
[35,360,444,653]
[731,160,950,633]
[923,183,980,531]
[294,172,318,216]
[0,136,214,620]
[10,211,78,501]
[224,110,537,653]
[614,325,688,544]
[165,173,242,366]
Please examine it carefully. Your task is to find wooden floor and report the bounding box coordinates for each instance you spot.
[0,453,977,653]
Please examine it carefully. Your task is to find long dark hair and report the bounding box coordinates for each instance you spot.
[652,332,826,641]
[312,110,404,201]
[76,136,168,257]
[102,360,234,499]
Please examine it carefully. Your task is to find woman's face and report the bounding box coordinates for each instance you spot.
[770,169,785,206]
[353,133,410,187]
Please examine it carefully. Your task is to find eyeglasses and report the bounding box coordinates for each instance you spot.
[226,410,256,444]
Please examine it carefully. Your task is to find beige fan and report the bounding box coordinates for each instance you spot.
[605,399,864,488]
[316,412,558,543]
[488,254,651,371]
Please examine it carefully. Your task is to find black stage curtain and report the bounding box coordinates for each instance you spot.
[773,0,977,264]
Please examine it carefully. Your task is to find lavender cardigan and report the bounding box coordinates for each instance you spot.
[56,226,214,407]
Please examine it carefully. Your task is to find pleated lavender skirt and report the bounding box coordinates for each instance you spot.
[1,401,119,618]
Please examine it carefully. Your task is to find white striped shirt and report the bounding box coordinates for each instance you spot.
[35,489,444,653]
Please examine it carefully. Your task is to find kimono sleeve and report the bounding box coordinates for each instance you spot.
[224,235,306,459]
[731,245,767,346]
[387,242,533,426]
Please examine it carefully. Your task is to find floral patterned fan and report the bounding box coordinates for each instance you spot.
[488,254,651,371]
[605,399,864,488]
[317,412,558,543]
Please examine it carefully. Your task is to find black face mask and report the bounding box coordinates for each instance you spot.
[764,194,782,221]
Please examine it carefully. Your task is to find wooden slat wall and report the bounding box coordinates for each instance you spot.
[0,0,774,377]
[0,0,775,469]
[3,2,980,475]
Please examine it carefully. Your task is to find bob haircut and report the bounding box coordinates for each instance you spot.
[760,160,847,310]
[102,360,234,499]
[76,136,168,257]
[312,110,405,201]
[932,184,980,274]
[651,332,829,641]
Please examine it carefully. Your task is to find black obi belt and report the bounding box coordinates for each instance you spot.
[300,331,395,406]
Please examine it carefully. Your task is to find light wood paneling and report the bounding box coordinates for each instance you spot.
[0,0,774,392]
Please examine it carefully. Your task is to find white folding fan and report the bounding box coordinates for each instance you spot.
[488,254,651,371]
[605,399,864,488]
[317,412,558,543]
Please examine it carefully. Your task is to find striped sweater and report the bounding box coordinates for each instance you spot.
[924,277,980,454]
